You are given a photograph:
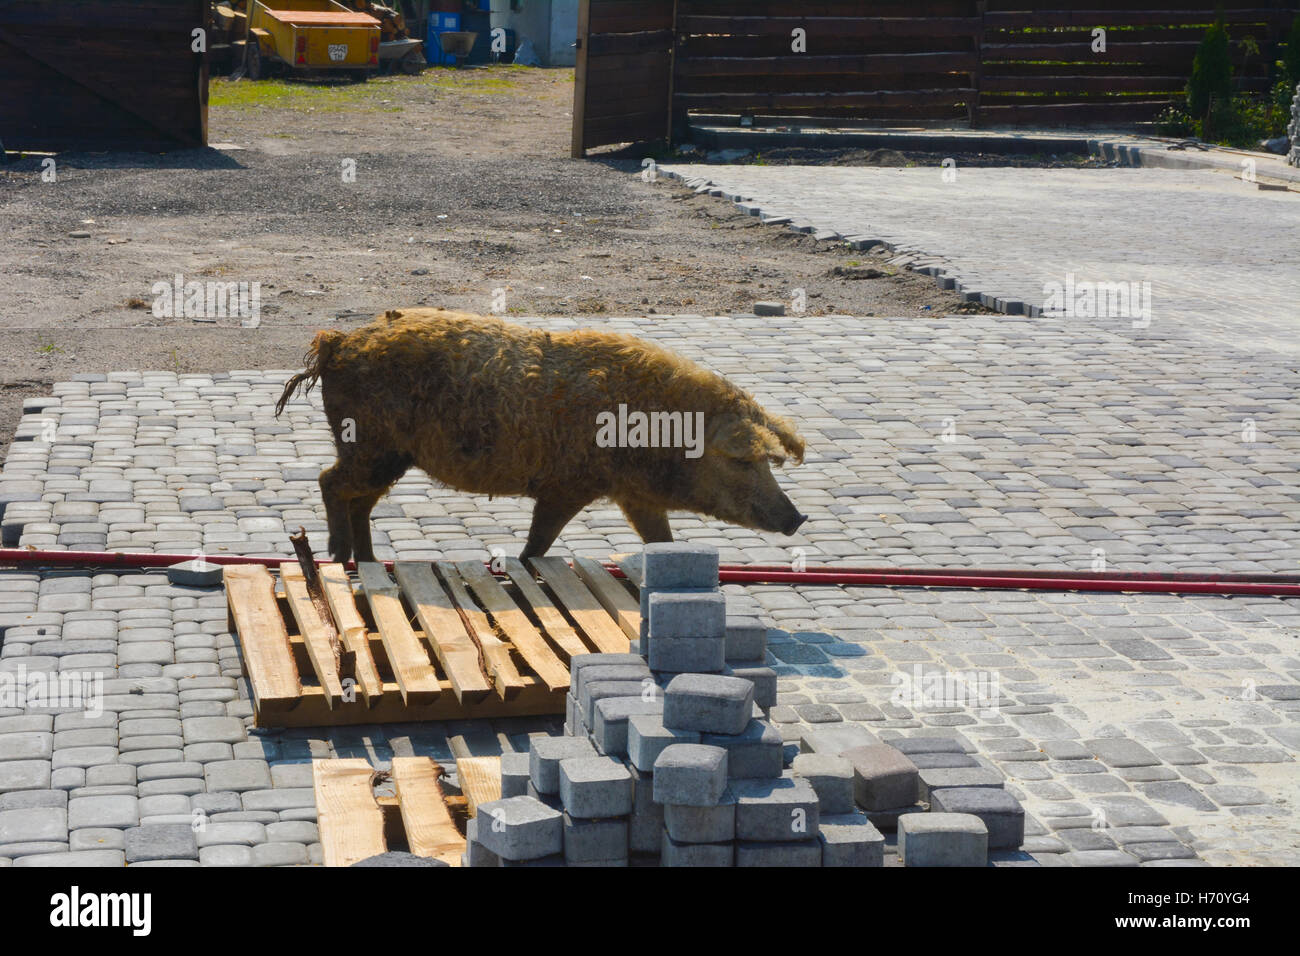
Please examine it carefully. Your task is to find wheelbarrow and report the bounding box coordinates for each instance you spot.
[438,30,478,67]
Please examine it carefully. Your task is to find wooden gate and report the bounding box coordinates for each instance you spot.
[571,0,1300,153]
[570,0,675,157]
[0,0,209,153]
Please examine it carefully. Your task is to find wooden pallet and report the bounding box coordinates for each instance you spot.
[314,757,466,867]
[225,557,637,727]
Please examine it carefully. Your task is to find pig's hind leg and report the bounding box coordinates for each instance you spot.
[618,501,673,546]
[319,450,413,564]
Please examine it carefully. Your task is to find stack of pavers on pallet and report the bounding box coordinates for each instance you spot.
[466,543,1026,866]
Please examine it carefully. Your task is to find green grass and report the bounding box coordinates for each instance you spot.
[210,64,532,111]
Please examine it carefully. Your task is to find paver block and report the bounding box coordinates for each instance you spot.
[465,817,501,868]
[663,790,737,844]
[735,839,821,867]
[898,812,988,867]
[661,832,733,867]
[558,756,633,819]
[731,774,821,842]
[887,736,970,756]
[0,807,67,843]
[918,767,1004,801]
[628,767,663,856]
[166,559,223,588]
[473,796,563,861]
[649,635,726,673]
[529,736,596,795]
[203,760,272,793]
[67,795,139,829]
[500,752,530,798]
[662,673,754,735]
[843,745,920,811]
[563,812,628,863]
[819,811,885,867]
[724,615,767,663]
[725,665,777,709]
[641,543,720,589]
[909,753,981,770]
[580,679,656,726]
[930,787,1025,850]
[627,714,700,772]
[800,724,880,756]
[592,696,664,757]
[13,849,125,868]
[647,590,726,639]
[701,719,783,779]
[792,753,857,814]
[125,824,199,863]
[653,744,728,807]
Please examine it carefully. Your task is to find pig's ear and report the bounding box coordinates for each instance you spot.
[711,414,803,464]
[709,414,774,461]
[761,413,805,466]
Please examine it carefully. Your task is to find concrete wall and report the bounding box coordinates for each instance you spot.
[491,0,577,67]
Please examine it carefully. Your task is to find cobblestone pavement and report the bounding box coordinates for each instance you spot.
[658,165,1300,357]
[0,310,1297,865]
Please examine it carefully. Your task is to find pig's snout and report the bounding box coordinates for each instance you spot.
[784,512,808,535]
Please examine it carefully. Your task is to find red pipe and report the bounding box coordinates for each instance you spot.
[2,547,1299,596]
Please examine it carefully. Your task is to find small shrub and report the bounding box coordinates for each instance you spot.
[1187,20,1232,119]
[1282,14,1300,85]
[1154,106,1196,138]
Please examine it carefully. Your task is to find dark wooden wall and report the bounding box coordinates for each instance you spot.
[572,0,1300,154]
[0,0,209,153]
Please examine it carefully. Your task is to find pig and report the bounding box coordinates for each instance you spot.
[275,308,806,563]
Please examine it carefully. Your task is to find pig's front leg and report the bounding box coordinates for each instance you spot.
[618,501,673,545]
[519,492,594,560]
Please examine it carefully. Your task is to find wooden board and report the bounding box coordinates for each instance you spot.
[457,561,571,693]
[530,557,631,654]
[280,563,346,709]
[314,758,386,867]
[571,557,641,643]
[435,561,527,701]
[223,565,301,714]
[260,679,564,728]
[455,756,503,818]
[319,563,384,706]
[356,562,441,706]
[392,561,492,704]
[502,558,592,662]
[391,757,465,866]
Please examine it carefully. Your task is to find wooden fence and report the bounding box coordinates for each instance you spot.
[572,0,1300,155]
[0,0,209,153]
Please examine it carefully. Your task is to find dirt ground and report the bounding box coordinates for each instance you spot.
[0,65,988,459]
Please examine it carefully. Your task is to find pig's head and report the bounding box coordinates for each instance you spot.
[689,410,807,536]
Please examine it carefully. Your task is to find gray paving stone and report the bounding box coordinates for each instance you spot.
[653,744,728,807]
[899,812,988,867]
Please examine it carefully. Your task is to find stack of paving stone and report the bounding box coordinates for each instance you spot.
[802,724,1027,866]
[465,543,886,867]
[1289,82,1300,168]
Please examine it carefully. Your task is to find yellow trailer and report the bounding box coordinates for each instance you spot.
[244,0,381,81]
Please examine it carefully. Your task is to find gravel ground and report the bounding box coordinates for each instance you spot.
[0,66,983,461]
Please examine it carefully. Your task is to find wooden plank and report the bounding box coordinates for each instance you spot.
[456,561,571,694]
[572,0,592,157]
[530,557,631,654]
[224,565,301,714]
[318,563,385,707]
[501,558,592,662]
[314,758,386,867]
[390,757,464,867]
[435,562,527,702]
[357,562,441,706]
[392,561,492,704]
[678,15,982,38]
[263,680,565,728]
[677,90,976,110]
[679,52,980,76]
[280,563,345,709]
[571,557,640,643]
[455,755,503,817]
